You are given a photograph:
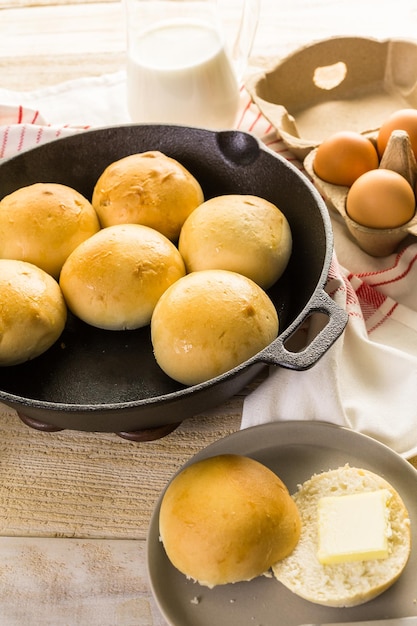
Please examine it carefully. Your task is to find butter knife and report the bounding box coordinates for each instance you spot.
[302,617,417,626]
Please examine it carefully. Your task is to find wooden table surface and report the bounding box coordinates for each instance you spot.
[1,1,417,624]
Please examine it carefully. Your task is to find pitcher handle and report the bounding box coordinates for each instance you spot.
[229,0,261,80]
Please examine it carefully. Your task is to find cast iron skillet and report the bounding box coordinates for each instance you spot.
[0,125,348,439]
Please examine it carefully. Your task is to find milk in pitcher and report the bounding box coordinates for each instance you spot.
[127,19,240,128]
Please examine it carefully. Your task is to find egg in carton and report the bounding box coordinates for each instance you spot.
[304,130,417,257]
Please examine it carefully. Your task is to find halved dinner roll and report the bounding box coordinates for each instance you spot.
[0,259,67,366]
[60,223,186,330]
[151,269,279,385]
[0,182,100,278]
[92,151,204,241]
[178,194,292,289]
[159,454,301,587]
[272,465,411,607]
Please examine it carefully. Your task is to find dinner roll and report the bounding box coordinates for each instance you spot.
[159,454,301,587]
[272,465,411,607]
[0,259,67,366]
[151,269,279,385]
[0,182,100,278]
[59,224,186,330]
[92,151,204,241]
[178,194,292,289]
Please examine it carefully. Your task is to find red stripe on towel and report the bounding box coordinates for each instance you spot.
[36,126,44,145]
[0,126,10,159]
[351,246,417,288]
[355,282,387,319]
[368,249,417,289]
[31,109,40,124]
[17,126,26,152]
[366,302,398,334]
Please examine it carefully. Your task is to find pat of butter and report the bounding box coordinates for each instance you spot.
[317,489,392,565]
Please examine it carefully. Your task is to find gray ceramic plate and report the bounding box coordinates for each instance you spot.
[147,421,417,626]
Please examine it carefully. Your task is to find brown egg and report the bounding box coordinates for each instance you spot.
[377,108,417,159]
[313,131,379,187]
[346,169,415,229]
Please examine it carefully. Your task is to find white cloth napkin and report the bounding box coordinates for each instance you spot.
[0,71,290,159]
[1,71,417,459]
[242,243,417,459]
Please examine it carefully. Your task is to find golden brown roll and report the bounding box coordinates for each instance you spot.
[92,151,204,241]
[159,454,301,587]
[178,194,292,289]
[59,223,186,330]
[151,269,279,385]
[0,182,100,278]
[0,259,67,366]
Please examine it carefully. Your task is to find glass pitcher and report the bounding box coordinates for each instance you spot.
[124,0,260,129]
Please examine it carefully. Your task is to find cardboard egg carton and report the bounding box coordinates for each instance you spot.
[304,131,417,257]
[246,36,417,160]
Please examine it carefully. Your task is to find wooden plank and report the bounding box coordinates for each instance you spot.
[0,0,115,7]
[0,536,166,625]
[0,4,125,57]
[0,52,125,90]
[0,2,125,89]
[0,402,242,540]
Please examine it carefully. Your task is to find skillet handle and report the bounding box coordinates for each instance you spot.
[260,290,348,371]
